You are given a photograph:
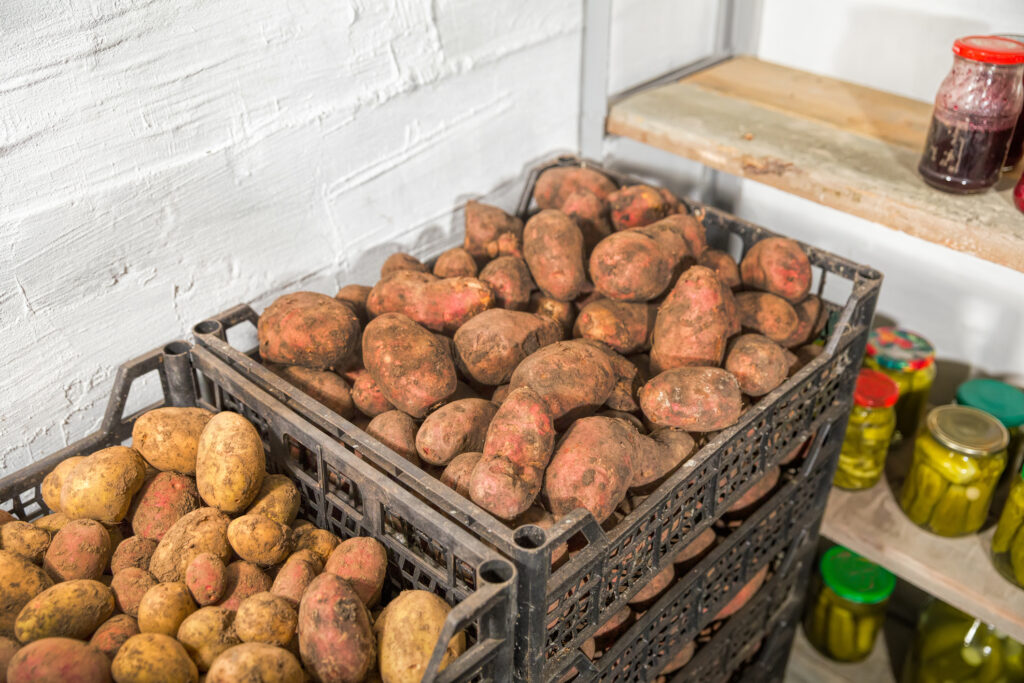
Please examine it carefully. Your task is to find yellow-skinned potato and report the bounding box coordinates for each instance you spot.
[286,548,324,573]
[245,474,300,526]
[14,579,114,643]
[227,515,292,567]
[375,590,466,683]
[1,521,50,564]
[137,582,196,636]
[131,406,214,474]
[234,592,297,647]
[176,606,241,671]
[293,527,339,563]
[40,456,83,512]
[33,512,70,534]
[195,413,265,515]
[148,507,231,582]
[0,550,53,638]
[60,446,147,524]
[206,642,304,683]
[112,632,198,683]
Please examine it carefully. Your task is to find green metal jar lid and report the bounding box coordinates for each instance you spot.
[955,378,1024,429]
[927,405,1009,456]
[820,546,895,604]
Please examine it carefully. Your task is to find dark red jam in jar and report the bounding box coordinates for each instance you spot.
[999,35,1024,170]
[919,36,1024,194]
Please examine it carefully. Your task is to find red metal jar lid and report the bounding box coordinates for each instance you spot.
[854,369,899,408]
[953,36,1024,65]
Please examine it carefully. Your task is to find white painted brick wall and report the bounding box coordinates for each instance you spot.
[0,0,581,474]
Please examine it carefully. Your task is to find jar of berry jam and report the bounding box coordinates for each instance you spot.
[997,35,1024,171]
[919,36,1024,193]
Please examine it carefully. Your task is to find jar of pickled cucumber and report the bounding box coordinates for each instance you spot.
[957,378,1024,495]
[992,465,1024,589]
[835,369,900,490]
[900,405,1008,537]
[902,601,1008,683]
[865,327,936,446]
[803,546,895,662]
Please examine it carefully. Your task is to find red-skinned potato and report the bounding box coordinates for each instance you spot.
[90,614,138,660]
[561,188,612,252]
[468,388,556,520]
[380,252,428,277]
[366,271,495,335]
[454,309,561,386]
[740,237,812,303]
[478,256,534,310]
[628,565,675,609]
[725,466,781,518]
[8,638,112,682]
[362,313,458,419]
[533,166,617,210]
[258,292,360,370]
[111,537,158,575]
[574,299,656,355]
[433,247,478,278]
[656,213,707,258]
[347,368,395,417]
[298,574,375,683]
[44,519,111,582]
[463,201,523,260]
[185,553,227,606]
[780,295,824,348]
[607,185,672,229]
[324,538,387,608]
[366,411,421,465]
[589,231,673,302]
[714,566,768,619]
[218,561,272,611]
[725,334,789,397]
[735,291,800,344]
[639,367,743,432]
[674,527,717,566]
[129,472,200,541]
[416,399,497,466]
[650,266,732,373]
[529,292,576,337]
[522,210,587,302]
[335,284,372,324]
[269,365,355,419]
[508,340,617,426]
[631,428,696,488]
[441,452,482,497]
[699,249,741,288]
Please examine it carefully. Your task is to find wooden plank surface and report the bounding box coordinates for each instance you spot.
[607,56,1024,273]
[786,625,900,683]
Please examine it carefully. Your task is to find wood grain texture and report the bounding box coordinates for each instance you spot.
[607,56,1024,273]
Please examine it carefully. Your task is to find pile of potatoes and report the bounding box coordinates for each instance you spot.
[255,165,824,532]
[0,408,465,683]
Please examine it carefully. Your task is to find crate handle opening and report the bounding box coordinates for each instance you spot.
[478,559,515,585]
[193,319,223,337]
[513,525,547,550]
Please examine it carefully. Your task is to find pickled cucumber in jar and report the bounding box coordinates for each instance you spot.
[835,369,899,490]
[899,406,1008,537]
[865,327,936,446]
[992,467,1024,588]
[903,601,1009,683]
[957,378,1024,513]
[803,546,894,662]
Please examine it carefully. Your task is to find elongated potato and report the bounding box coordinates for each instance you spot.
[639,367,743,432]
[508,340,616,425]
[416,399,497,466]
[454,309,561,385]
[1,521,50,564]
[112,632,198,683]
[44,518,111,582]
[270,365,355,419]
[735,291,800,344]
[131,407,214,474]
[469,388,556,520]
[522,210,587,302]
[8,637,112,682]
[574,299,656,355]
[362,313,458,419]
[33,512,69,534]
[206,642,304,683]
[15,579,114,643]
[258,291,361,370]
[227,515,292,567]
[478,256,535,310]
[40,456,85,512]
[129,472,200,541]
[367,271,495,335]
[589,231,673,301]
[533,166,617,210]
[0,550,51,638]
[323,538,387,608]
[90,614,139,660]
[463,200,524,260]
[270,557,318,607]
[245,474,300,526]
[149,507,231,583]
[441,452,482,498]
[740,237,812,303]
[543,417,636,523]
[376,590,466,683]
[137,582,196,637]
[650,266,732,373]
[176,606,240,672]
[366,410,421,464]
[433,247,478,278]
[60,446,147,525]
[298,574,375,683]
[195,412,265,515]
[185,553,227,606]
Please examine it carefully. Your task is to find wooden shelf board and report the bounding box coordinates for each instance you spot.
[820,477,1024,643]
[607,56,1024,273]
[786,624,900,683]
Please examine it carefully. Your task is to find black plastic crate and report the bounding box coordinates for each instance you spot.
[0,342,516,683]
[193,154,881,681]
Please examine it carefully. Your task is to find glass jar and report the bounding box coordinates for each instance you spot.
[918,36,1024,193]
[835,369,899,490]
[900,405,1008,537]
[865,327,937,446]
[803,546,895,662]
[956,378,1024,507]
[998,35,1024,171]
[992,467,1024,588]
[903,601,1007,683]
